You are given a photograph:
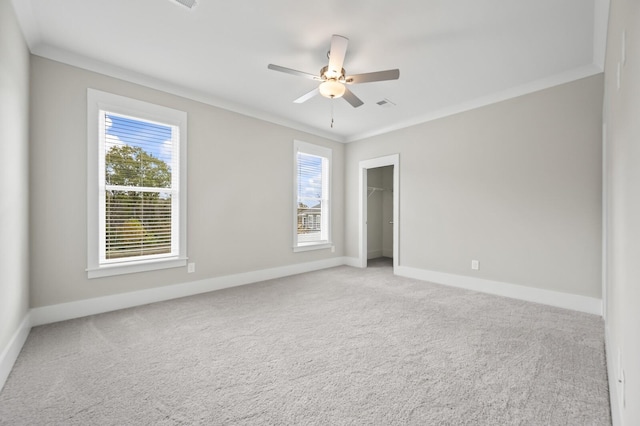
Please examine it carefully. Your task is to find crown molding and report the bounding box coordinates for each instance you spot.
[31,44,345,143]
[345,65,603,143]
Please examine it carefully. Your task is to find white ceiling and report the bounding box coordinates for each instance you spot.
[12,0,608,142]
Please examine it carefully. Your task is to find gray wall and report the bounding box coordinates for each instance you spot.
[29,56,344,307]
[345,75,603,298]
[0,0,30,356]
[603,0,640,423]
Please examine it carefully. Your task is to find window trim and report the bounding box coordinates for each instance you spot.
[292,140,332,252]
[87,89,188,278]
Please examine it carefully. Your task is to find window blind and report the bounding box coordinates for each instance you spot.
[101,112,178,262]
[296,151,328,244]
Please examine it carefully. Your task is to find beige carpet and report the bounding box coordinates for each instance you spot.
[0,259,610,425]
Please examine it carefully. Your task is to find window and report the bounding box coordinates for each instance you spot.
[293,140,331,251]
[87,89,187,278]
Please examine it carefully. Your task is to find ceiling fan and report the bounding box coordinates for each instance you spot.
[268,35,400,108]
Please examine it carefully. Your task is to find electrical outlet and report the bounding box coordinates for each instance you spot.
[471,260,479,270]
[331,246,335,253]
[187,262,195,273]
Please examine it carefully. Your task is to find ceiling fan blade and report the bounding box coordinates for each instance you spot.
[345,69,400,84]
[342,87,364,108]
[327,35,349,77]
[268,64,321,81]
[294,88,320,103]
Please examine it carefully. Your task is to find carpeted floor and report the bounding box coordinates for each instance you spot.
[0,259,610,425]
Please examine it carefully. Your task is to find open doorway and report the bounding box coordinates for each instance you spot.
[367,166,394,268]
[358,154,399,271]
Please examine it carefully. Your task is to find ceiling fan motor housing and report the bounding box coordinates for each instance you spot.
[321,65,346,82]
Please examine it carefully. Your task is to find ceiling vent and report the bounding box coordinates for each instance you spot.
[376,98,397,108]
[172,0,197,10]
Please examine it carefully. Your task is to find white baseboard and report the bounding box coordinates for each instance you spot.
[605,326,622,426]
[3,257,347,391]
[382,248,393,258]
[343,257,362,267]
[0,313,31,392]
[30,257,347,327]
[367,250,383,259]
[395,265,602,315]
[3,257,604,393]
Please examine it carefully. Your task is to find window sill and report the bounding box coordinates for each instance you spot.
[293,243,333,253]
[87,257,187,279]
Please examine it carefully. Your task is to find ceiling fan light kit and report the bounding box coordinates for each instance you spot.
[268,34,399,109]
[319,80,346,99]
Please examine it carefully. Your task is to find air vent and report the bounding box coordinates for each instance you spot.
[376,98,397,108]
[173,0,197,9]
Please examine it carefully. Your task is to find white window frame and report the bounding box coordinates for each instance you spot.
[293,140,332,252]
[87,89,187,278]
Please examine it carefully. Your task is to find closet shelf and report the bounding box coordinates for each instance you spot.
[367,186,392,197]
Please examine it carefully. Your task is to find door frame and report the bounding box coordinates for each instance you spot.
[358,154,400,270]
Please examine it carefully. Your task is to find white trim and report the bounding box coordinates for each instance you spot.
[12,0,608,145]
[293,243,333,253]
[31,257,346,327]
[2,257,606,393]
[358,166,367,268]
[87,257,187,279]
[24,47,602,145]
[87,89,188,278]
[367,250,383,260]
[343,257,361,267]
[605,327,622,426]
[345,65,603,143]
[31,46,343,143]
[0,313,31,392]
[396,265,602,315]
[602,122,608,320]
[359,155,400,270]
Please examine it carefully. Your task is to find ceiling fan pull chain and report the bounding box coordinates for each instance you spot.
[331,99,334,128]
